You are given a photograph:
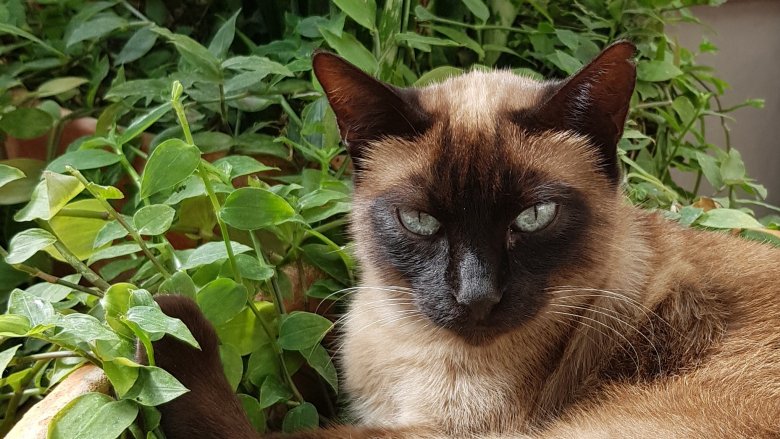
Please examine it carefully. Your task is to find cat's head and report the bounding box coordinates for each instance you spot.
[313,42,636,343]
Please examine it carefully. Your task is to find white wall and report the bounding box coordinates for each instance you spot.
[673,0,780,212]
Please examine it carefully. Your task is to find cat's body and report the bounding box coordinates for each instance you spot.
[146,42,780,438]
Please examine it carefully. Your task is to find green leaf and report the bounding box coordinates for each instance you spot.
[222,55,293,77]
[158,271,197,298]
[678,206,704,227]
[720,149,746,184]
[215,303,273,356]
[125,305,200,348]
[140,139,201,199]
[238,394,266,433]
[55,397,138,439]
[48,393,113,439]
[259,375,292,408]
[47,149,121,173]
[695,152,723,189]
[220,187,297,231]
[319,27,377,73]
[394,32,460,52]
[462,0,490,22]
[278,312,333,350]
[9,289,56,327]
[152,26,222,81]
[102,358,141,397]
[302,243,350,285]
[208,9,241,59]
[212,155,277,180]
[5,228,57,264]
[36,77,89,98]
[0,107,53,139]
[51,314,119,348]
[231,254,274,281]
[181,241,252,270]
[87,182,124,200]
[14,171,84,222]
[0,164,25,189]
[302,344,338,392]
[26,274,81,302]
[546,50,583,75]
[67,15,128,47]
[0,345,20,375]
[0,314,31,337]
[333,0,377,31]
[47,199,110,262]
[117,103,172,145]
[0,22,64,56]
[220,344,243,391]
[414,66,464,86]
[116,26,158,65]
[697,208,764,230]
[196,278,248,325]
[103,283,135,338]
[133,204,176,235]
[124,366,189,406]
[637,60,683,82]
[87,243,143,265]
[94,218,130,247]
[282,402,319,433]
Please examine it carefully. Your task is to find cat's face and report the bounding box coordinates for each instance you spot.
[313,43,636,342]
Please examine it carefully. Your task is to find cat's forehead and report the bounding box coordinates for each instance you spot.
[418,70,550,134]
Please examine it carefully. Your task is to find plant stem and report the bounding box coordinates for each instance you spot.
[36,222,111,291]
[0,247,102,297]
[250,232,286,315]
[66,167,171,279]
[278,96,303,127]
[218,83,229,129]
[0,388,43,401]
[0,354,49,436]
[198,167,242,284]
[58,208,110,219]
[12,351,82,365]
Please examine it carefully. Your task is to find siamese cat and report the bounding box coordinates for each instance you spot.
[143,42,780,438]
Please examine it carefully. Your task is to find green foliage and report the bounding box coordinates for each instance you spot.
[0,0,778,437]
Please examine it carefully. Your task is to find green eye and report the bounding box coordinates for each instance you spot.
[398,208,441,236]
[513,202,558,233]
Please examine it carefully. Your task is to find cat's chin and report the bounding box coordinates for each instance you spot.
[447,324,510,346]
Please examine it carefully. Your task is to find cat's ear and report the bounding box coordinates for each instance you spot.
[312,51,431,169]
[526,41,636,183]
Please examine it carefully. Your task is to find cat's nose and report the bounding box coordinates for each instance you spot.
[457,294,501,322]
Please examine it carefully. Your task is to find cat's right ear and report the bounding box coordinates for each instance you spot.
[312,52,431,170]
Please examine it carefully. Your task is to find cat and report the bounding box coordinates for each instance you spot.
[142,41,780,438]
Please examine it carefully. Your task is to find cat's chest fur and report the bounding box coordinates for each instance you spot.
[340,286,551,433]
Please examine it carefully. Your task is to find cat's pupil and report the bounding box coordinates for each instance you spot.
[398,208,441,236]
[513,202,557,232]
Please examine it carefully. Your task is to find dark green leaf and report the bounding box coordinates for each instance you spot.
[219,343,243,391]
[67,15,128,47]
[0,108,53,139]
[133,204,176,235]
[181,241,252,270]
[697,208,763,230]
[282,402,319,433]
[220,187,297,231]
[140,138,201,199]
[259,375,292,408]
[278,311,333,350]
[116,27,158,65]
[125,305,200,348]
[238,394,266,433]
[124,366,189,406]
[117,103,172,145]
[302,344,338,392]
[36,77,89,97]
[158,271,197,298]
[333,0,377,31]
[196,278,247,325]
[461,0,490,22]
[208,10,241,59]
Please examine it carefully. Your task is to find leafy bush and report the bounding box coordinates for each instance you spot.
[0,0,778,436]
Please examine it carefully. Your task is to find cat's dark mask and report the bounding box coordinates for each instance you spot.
[313,43,636,342]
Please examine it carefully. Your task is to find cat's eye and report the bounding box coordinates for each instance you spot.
[512,202,558,233]
[398,208,441,236]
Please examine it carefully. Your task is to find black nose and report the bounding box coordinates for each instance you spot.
[457,294,500,322]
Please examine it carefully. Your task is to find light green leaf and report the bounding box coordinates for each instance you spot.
[87,243,142,265]
[48,393,113,439]
[47,199,110,262]
[14,171,84,222]
[196,278,248,325]
[720,149,746,184]
[319,28,377,73]
[36,77,89,98]
[220,187,297,231]
[220,344,243,391]
[47,149,121,173]
[123,366,189,406]
[0,314,31,337]
[221,55,293,77]
[125,305,200,348]
[333,0,377,31]
[278,312,334,350]
[5,228,57,264]
[0,345,20,375]
[140,138,201,199]
[414,66,463,86]
[158,271,197,298]
[94,218,130,248]
[86,182,124,200]
[697,208,764,230]
[547,50,583,75]
[238,394,266,433]
[212,155,277,180]
[133,204,176,235]
[637,60,683,82]
[0,164,25,189]
[117,103,172,145]
[181,241,252,270]
[9,289,56,327]
[151,26,222,80]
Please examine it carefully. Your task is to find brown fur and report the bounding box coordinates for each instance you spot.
[146,44,780,438]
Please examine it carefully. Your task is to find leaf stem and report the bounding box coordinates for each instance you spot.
[66,167,171,279]
[0,246,102,297]
[250,231,285,315]
[11,350,82,365]
[36,221,111,291]
[0,352,49,436]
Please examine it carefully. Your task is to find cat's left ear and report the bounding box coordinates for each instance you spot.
[523,41,637,184]
[312,51,431,171]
